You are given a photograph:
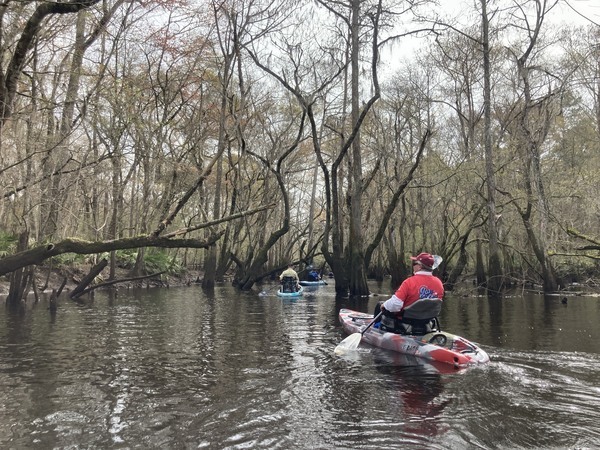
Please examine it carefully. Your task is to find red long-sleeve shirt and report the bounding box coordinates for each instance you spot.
[382,271,444,312]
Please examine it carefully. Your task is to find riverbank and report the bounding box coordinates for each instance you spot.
[0,264,204,299]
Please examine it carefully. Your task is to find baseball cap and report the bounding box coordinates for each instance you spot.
[410,252,434,269]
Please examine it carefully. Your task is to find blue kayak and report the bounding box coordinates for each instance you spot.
[277,286,304,297]
[299,280,327,286]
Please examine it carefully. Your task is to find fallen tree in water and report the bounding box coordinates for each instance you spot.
[1,234,222,305]
[0,233,223,278]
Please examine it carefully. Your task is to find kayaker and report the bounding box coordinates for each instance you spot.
[307,268,321,281]
[374,252,444,329]
[280,264,300,292]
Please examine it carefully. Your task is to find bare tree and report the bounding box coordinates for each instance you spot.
[0,0,102,127]
[498,0,564,292]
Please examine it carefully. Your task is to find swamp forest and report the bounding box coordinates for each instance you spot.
[1,0,600,302]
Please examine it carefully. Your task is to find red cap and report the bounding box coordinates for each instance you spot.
[410,252,434,269]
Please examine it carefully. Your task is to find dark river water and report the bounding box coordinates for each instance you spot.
[1,282,599,449]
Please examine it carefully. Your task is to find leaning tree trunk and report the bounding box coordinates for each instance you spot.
[70,258,108,299]
[522,217,560,292]
[516,175,560,293]
[0,0,101,129]
[446,235,470,291]
[233,113,306,291]
[363,131,428,289]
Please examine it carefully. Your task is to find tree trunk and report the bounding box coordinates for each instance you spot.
[446,237,469,291]
[0,233,224,277]
[7,230,30,306]
[386,222,409,292]
[475,237,486,288]
[70,258,109,299]
[307,163,319,253]
[203,65,229,289]
[347,0,369,296]
[202,151,223,290]
[481,0,503,295]
[0,0,101,128]
[510,0,561,293]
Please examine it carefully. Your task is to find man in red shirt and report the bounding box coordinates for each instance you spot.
[375,252,444,331]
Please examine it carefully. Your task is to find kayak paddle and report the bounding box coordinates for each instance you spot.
[334,311,383,355]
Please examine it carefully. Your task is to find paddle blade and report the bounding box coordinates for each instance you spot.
[334,333,362,355]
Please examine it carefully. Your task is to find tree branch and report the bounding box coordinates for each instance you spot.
[0,233,223,277]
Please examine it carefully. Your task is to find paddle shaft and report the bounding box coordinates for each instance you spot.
[362,311,382,335]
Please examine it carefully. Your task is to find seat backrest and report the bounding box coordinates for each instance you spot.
[282,276,297,292]
[403,298,442,320]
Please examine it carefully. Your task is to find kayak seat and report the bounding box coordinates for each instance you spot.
[281,276,298,293]
[381,298,442,335]
[403,298,443,320]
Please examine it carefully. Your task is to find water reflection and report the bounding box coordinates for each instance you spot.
[371,349,452,439]
[0,285,599,448]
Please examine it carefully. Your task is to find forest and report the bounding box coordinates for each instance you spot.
[1,0,599,304]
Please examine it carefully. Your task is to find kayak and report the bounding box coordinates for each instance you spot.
[277,285,304,297]
[299,280,327,286]
[338,308,489,368]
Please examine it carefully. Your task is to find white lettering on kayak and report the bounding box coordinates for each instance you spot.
[401,344,419,354]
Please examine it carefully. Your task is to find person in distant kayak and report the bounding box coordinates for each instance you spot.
[307,268,321,281]
[280,264,299,282]
[280,264,300,292]
[374,252,444,329]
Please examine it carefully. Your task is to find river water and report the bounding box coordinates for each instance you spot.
[0,282,599,449]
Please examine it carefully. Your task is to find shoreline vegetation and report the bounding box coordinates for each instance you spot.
[3,264,600,305]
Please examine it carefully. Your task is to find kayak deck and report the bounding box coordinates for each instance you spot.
[338,308,489,368]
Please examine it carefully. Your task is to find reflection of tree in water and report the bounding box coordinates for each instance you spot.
[372,349,452,438]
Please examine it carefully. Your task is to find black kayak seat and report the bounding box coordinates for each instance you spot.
[380,298,443,335]
[281,276,298,293]
[402,298,442,320]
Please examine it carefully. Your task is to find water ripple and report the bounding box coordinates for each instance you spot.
[1,287,599,448]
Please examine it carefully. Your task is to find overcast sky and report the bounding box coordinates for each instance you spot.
[554,0,600,25]
[378,0,599,77]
